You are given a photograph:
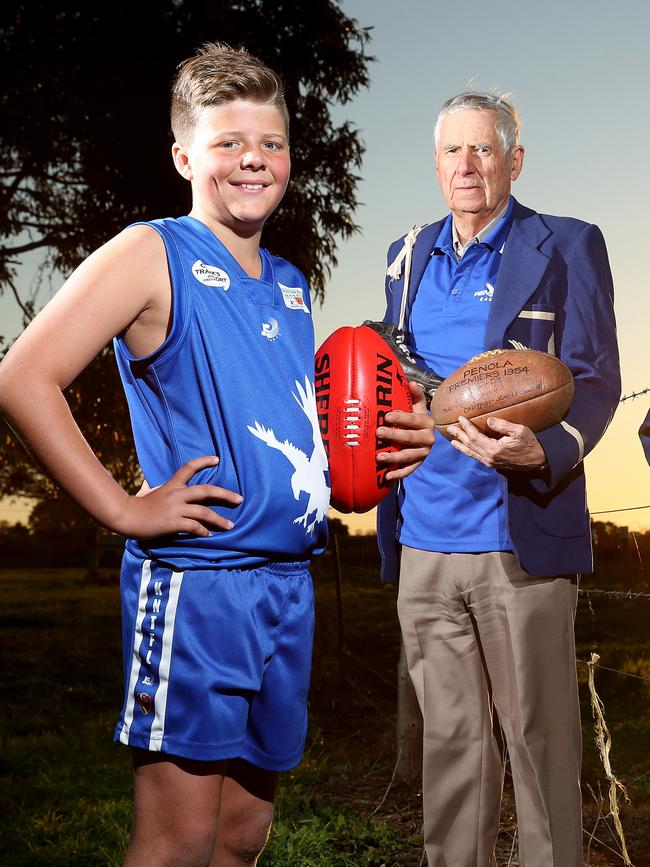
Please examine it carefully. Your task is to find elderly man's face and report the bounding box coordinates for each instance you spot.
[435,109,524,229]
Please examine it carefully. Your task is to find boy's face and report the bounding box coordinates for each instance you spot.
[173,99,290,234]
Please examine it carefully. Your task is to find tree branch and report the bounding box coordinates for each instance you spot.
[0,168,29,214]
[0,238,50,257]
[7,276,33,321]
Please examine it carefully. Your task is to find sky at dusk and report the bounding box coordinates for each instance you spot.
[2,0,649,532]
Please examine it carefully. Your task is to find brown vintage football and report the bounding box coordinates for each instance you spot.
[431,348,574,437]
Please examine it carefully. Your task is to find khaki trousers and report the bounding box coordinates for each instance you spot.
[397,547,582,867]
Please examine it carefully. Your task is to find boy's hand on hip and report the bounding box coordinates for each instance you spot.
[119,456,242,538]
[376,382,435,481]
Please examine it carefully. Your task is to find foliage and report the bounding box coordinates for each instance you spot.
[264,785,404,866]
[0,0,372,307]
[327,516,350,538]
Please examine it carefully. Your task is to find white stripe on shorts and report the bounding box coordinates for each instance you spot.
[148,570,184,751]
[119,559,152,745]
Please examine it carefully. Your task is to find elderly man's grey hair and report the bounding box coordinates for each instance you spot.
[433,91,521,159]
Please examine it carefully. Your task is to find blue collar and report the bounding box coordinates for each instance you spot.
[433,196,515,258]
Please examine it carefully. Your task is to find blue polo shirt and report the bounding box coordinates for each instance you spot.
[398,200,514,553]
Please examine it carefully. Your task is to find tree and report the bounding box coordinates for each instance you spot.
[328,517,350,538]
[0,1,372,548]
[0,0,371,307]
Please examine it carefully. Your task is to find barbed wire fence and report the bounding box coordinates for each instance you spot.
[571,503,650,865]
[619,387,650,403]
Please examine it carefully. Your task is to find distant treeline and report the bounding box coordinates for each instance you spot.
[0,518,647,586]
[0,520,123,570]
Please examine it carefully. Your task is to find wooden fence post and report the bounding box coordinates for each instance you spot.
[332,533,345,673]
[396,641,423,780]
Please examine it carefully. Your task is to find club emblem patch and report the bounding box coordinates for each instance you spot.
[192,260,231,291]
[261,317,281,340]
[136,692,153,715]
[278,282,309,313]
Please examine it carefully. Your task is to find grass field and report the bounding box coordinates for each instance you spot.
[0,559,648,866]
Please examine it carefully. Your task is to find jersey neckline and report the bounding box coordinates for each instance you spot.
[178,215,274,286]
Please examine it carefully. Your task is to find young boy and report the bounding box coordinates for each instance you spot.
[0,44,433,865]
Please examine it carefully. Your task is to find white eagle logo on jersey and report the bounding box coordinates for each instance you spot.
[247,377,330,534]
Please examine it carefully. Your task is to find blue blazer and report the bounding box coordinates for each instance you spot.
[377,199,621,581]
[639,409,650,465]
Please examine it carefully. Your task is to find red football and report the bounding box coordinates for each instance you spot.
[315,325,413,513]
[431,348,574,437]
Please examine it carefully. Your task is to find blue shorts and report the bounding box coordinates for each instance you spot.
[114,551,314,771]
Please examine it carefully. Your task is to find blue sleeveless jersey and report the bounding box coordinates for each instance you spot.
[114,216,329,569]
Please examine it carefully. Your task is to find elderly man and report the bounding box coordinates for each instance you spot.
[377,93,620,866]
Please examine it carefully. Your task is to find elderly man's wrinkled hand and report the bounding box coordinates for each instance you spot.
[446,415,546,471]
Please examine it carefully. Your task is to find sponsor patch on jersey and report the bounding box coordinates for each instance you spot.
[261,317,281,340]
[192,259,231,291]
[278,282,309,313]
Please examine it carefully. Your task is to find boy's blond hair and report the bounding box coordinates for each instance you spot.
[171,42,289,144]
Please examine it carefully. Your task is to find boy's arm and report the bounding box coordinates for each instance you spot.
[0,226,241,538]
